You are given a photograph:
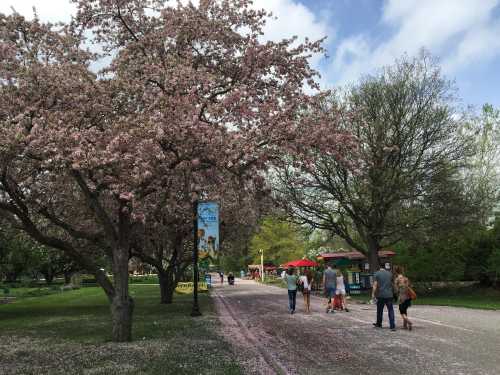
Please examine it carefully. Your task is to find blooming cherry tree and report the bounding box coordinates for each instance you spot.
[0,0,343,341]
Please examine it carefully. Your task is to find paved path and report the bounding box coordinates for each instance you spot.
[212,278,500,375]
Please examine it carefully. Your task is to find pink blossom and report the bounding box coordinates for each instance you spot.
[119,192,134,201]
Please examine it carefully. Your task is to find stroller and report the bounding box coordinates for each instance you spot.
[332,294,343,310]
[227,273,235,285]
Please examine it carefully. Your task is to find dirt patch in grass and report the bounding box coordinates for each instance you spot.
[0,334,239,375]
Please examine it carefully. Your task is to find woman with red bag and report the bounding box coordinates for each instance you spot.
[394,266,413,330]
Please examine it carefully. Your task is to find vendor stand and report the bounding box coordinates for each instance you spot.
[318,249,395,291]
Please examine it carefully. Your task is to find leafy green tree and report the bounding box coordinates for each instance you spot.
[219,215,266,273]
[0,228,39,282]
[393,218,500,284]
[33,247,81,285]
[277,52,473,271]
[462,104,500,225]
[485,220,500,286]
[304,230,354,259]
[393,238,466,282]
[0,224,82,284]
[488,249,500,287]
[249,216,306,265]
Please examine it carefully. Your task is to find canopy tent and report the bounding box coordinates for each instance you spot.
[281,259,318,268]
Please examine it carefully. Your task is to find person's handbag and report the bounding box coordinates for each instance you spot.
[408,287,417,300]
[297,279,304,293]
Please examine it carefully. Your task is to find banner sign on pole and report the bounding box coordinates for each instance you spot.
[197,202,219,259]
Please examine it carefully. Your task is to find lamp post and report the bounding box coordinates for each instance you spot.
[259,249,264,282]
[191,199,201,317]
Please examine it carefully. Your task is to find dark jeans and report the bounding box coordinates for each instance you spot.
[288,290,297,311]
[376,297,395,329]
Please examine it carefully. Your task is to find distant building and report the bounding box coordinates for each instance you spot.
[128,257,154,275]
[318,249,396,290]
[318,249,396,271]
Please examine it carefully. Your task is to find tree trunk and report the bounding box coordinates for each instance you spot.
[157,234,184,304]
[367,237,380,273]
[158,268,175,304]
[43,271,54,285]
[64,271,72,284]
[110,247,134,342]
[110,292,134,342]
[479,273,492,287]
[5,272,18,283]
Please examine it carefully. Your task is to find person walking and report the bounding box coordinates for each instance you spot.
[323,264,337,313]
[299,269,313,313]
[372,265,396,331]
[219,271,224,284]
[227,272,235,285]
[335,270,349,312]
[394,266,413,330]
[284,267,299,314]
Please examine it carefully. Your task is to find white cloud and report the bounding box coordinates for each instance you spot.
[326,0,500,87]
[254,0,331,42]
[181,0,333,49]
[0,0,76,23]
[253,0,333,68]
[443,18,500,72]
[330,35,371,84]
[1,0,332,86]
[0,1,331,57]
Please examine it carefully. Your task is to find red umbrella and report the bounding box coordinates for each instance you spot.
[282,259,318,268]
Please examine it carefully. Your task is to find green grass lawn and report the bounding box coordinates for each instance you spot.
[1,285,62,299]
[1,274,160,290]
[0,285,241,375]
[129,275,160,284]
[413,286,500,310]
[349,287,500,310]
[0,275,166,296]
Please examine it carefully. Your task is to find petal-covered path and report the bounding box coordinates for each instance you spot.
[212,278,500,375]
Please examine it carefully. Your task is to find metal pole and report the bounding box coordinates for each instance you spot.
[191,199,201,317]
[260,249,264,283]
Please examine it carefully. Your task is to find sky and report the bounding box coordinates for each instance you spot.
[2,0,500,108]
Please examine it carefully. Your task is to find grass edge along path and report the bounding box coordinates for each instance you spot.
[257,276,500,311]
[0,285,242,375]
[349,286,500,311]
